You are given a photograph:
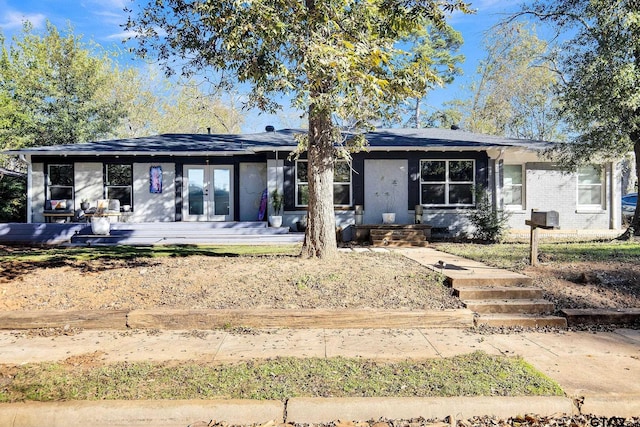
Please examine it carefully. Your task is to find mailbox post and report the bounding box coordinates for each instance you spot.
[525,209,559,266]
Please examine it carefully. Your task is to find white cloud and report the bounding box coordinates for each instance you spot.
[106,30,138,40]
[0,10,46,30]
[90,0,129,10]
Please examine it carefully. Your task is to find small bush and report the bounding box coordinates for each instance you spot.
[468,187,511,243]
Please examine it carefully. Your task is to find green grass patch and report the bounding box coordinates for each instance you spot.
[0,352,563,402]
[435,241,640,271]
[0,244,302,264]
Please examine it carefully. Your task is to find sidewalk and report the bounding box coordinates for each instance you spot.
[1,327,639,425]
[0,247,639,425]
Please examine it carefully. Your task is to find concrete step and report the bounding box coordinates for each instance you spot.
[448,276,534,287]
[370,230,427,240]
[475,314,568,329]
[371,240,428,247]
[463,299,555,314]
[454,286,543,300]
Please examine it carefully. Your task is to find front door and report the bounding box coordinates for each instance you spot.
[183,165,234,221]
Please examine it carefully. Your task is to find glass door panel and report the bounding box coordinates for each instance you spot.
[184,165,233,221]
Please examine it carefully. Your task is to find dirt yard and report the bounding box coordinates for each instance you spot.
[0,251,463,311]
[524,260,640,311]
[0,247,638,313]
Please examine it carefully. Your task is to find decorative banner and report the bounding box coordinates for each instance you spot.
[150,166,162,193]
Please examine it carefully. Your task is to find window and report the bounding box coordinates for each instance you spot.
[105,164,133,209]
[296,160,352,207]
[420,160,475,206]
[47,164,74,200]
[503,164,524,209]
[577,165,603,208]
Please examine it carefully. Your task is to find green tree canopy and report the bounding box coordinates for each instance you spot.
[104,68,244,138]
[519,0,640,235]
[393,22,464,128]
[0,22,125,156]
[126,0,470,258]
[448,21,562,141]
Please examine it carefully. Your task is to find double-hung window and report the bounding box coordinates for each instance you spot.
[503,164,524,210]
[47,164,74,200]
[296,160,352,207]
[420,160,475,207]
[105,164,133,209]
[577,165,603,209]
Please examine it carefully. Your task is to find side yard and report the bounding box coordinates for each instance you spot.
[433,241,640,311]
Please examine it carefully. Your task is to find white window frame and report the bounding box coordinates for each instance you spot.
[295,160,352,207]
[47,164,74,200]
[420,159,476,207]
[503,164,525,211]
[577,165,604,210]
[105,164,133,209]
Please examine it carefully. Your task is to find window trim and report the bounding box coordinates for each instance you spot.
[577,165,604,210]
[503,164,525,211]
[104,163,133,210]
[46,163,74,202]
[295,160,352,208]
[419,159,476,207]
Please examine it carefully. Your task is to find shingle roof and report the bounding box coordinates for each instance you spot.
[3,128,554,156]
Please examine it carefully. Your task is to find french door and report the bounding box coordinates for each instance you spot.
[183,165,234,221]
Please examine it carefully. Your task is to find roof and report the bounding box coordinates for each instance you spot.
[2,128,555,157]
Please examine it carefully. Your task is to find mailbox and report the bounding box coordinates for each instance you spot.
[530,210,559,228]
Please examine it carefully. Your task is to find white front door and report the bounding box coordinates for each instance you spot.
[364,159,409,224]
[183,165,234,221]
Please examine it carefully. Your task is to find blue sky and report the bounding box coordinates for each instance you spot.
[1,0,520,133]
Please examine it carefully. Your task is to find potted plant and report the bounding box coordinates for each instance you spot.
[80,199,90,211]
[269,189,284,228]
[90,207,111,235]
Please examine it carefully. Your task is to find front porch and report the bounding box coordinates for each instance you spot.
[0,222,304,246]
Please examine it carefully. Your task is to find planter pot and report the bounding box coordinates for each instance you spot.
[90,216,111,235]
[382,212,396,224]
[80,202,90,211]
[269,215,283,228]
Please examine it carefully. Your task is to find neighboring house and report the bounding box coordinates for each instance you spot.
[3,127,623,236]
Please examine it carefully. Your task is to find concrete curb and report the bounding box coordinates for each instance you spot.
[579,395,640,418]
[3,395,639,426]
[0,400,284,427]
[0,397,578,427]
[286,397,576,423]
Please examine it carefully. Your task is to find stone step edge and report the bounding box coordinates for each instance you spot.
[463,299,555,315]
[454,286,544,299]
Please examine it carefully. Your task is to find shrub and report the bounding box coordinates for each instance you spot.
[468,187,511,243]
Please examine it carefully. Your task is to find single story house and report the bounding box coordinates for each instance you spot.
[3,127,623,237]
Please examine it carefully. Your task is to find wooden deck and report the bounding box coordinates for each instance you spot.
[0,222,304,246]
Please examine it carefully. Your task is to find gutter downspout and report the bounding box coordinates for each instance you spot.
[19,154,32,224]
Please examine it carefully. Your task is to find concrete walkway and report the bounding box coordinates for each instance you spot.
[1,247,639,426]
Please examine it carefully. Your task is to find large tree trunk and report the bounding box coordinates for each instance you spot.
[301,105,338,258]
